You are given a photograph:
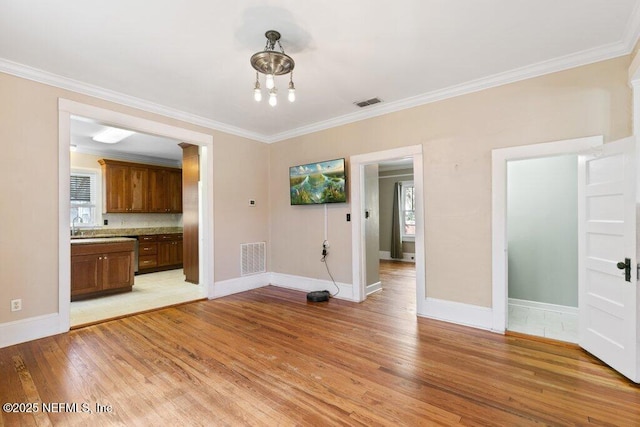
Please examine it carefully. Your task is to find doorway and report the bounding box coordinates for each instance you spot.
[506,154,579,342]
[58,99,214,331]
[350,145,425,316]
[491,135,603,334]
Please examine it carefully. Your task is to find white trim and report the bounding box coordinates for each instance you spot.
[0,314,64,348]
[623,1,640,54]
[212,273,270,299]
[379,251,416,262]
[0,59,263,142]
[58,110,72,333]
[194,272,357,301]
[491,136,603,333]
[366,281,382,296]
[270,272,354,301]
[3,12,640,146]
[632,80,640,136]
[58,99,215,341]
[350,145,425,314]
[423,298,494,331]
[508,298,578,316]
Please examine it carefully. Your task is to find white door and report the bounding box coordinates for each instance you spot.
[578,136,638,383]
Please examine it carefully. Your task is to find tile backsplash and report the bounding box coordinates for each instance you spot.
[101,213,182,229]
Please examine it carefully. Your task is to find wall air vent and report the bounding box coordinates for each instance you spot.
[354,97,383,108]
[241,242,266,276]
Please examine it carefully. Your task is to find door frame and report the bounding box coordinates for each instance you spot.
[350,145,425,315]
[58,99,214,331]
[491,135,603,332]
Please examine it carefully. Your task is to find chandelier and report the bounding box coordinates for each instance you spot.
[250,30,295,106]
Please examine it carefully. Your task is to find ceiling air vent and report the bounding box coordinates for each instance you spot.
[354,97,383,108]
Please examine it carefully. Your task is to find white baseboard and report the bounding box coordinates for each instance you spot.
[270,272,354,301]
[211,272,270,299]
[421,297,494,331]
[1,274,497,348]
[379,251,415,262]
[0,313,66,348]
[508,298,578,315]
[366,281,382,295]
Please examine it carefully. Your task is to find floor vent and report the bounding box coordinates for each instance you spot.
[241,242,266,276]
[354,97,383,108]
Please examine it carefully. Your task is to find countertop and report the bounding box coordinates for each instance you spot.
[70,237,138,245]
[70,227,183,239]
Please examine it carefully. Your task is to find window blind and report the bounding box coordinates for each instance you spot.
[70,175,92,202]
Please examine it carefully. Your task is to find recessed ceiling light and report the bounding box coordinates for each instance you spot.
[92,127,135,144]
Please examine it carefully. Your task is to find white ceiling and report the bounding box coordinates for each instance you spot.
[2,1,640,145]
[70,116,183,165]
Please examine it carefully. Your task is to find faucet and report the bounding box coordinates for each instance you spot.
[71,216,83,236]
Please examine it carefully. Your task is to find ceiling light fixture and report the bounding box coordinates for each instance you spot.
[250,30,295,106]
[92,127,135,144]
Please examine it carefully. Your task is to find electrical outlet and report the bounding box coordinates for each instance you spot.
[10,299,22,312]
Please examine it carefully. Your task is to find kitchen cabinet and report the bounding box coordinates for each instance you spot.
[99,159,149,213]
[71,239,135,301]
[99,159,182,214]
[149,168,183,213]
[158,234,183,267]
[138,234,158,270]
[137,233,183,273]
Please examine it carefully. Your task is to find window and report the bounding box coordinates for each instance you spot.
[401,181,415,239]
[70,170,98,227]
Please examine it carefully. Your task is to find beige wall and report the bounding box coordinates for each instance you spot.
[0,72,269,324]
[269,56,632,308]
[0,54,632,329]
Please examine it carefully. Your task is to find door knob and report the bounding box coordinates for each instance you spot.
[617,258,631,282]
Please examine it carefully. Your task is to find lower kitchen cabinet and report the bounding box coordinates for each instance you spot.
[71,240,135,301]
[137,233,183,274]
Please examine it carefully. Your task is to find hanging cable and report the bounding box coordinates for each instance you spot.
[321,240,340,297]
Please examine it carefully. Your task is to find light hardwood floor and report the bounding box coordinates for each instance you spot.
[1,261,639,425]
[70,269,205,327]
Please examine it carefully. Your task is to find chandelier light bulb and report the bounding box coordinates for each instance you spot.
[269,89,277,107]
[288,76,296,102]
[253,74,262,102]
[266,74,275,89]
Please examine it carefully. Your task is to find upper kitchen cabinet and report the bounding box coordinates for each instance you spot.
[99,159,149,213]
[149,168,182,213]
[99,159,182,214]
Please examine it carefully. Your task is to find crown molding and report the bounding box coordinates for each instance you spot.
[267,40,633,143]
[3,4,640,147]
[623,0,640,52]
[0,58,270,143]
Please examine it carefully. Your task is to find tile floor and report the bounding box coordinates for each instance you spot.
[508,303,578,343]
[70,269,206,327]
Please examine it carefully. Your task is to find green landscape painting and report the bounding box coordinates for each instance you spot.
[289,158,346,205]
